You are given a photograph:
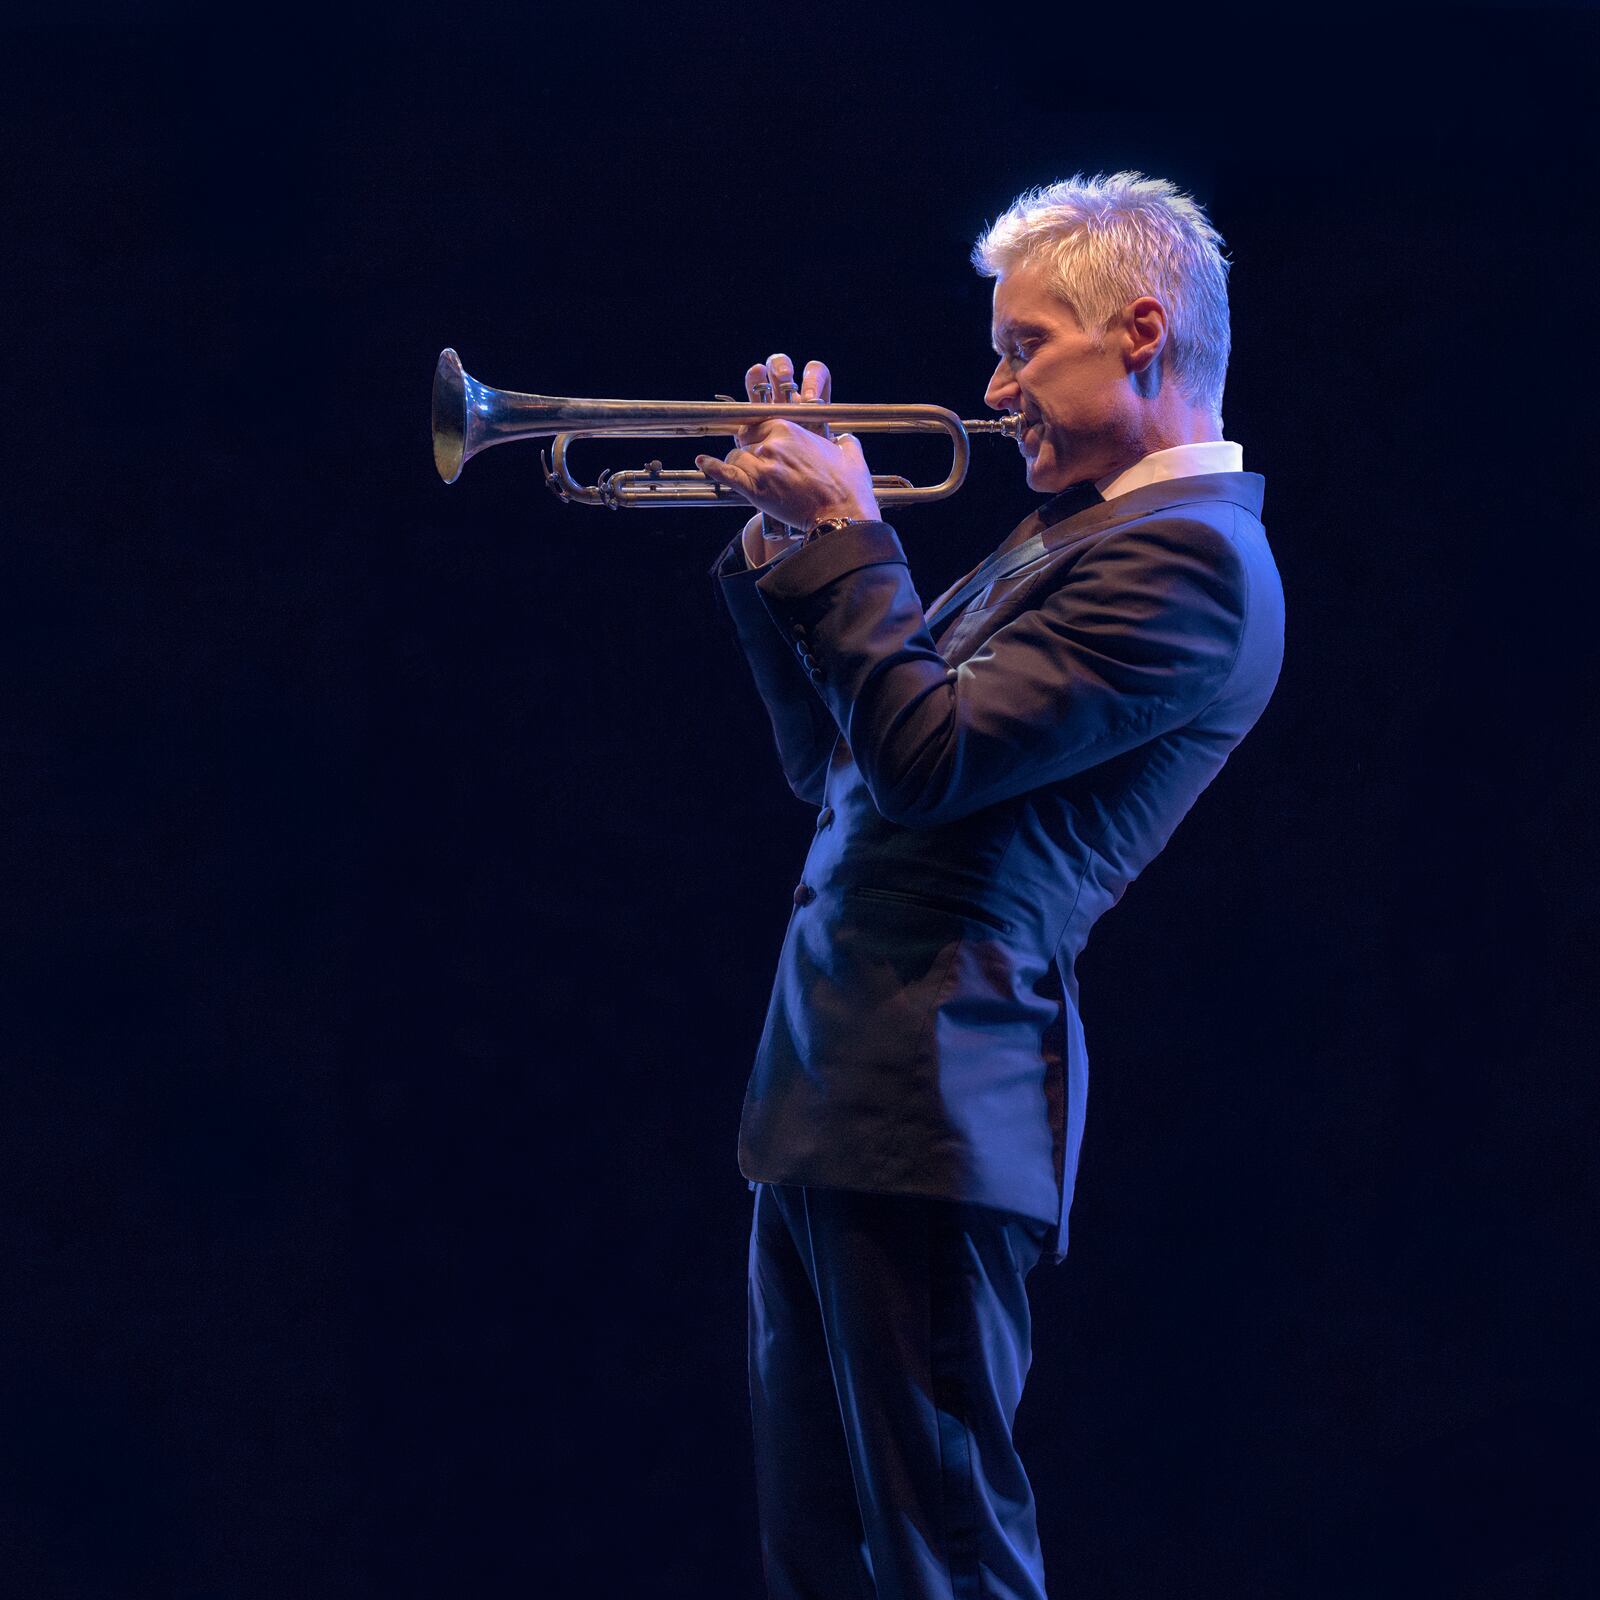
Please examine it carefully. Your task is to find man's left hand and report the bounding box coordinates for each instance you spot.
[695,351,882,532]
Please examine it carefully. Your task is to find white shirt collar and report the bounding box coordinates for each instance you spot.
[1095,440,1243,502]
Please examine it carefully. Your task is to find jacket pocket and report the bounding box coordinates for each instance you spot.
[843,884,1013,935]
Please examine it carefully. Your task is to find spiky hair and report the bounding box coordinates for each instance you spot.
[973,171,1231,421]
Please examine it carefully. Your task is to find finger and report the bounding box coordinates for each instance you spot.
[695,458,754,502]
[696,448,759,494]
[736,419,783,453]
[767,352,799,403]
[738,363,772,446]
[795,359,831,437]
[800,359,832,404]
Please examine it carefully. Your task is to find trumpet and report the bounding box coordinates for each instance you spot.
[432,348,1023,510]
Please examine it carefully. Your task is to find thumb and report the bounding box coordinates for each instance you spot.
[834,432,863,458]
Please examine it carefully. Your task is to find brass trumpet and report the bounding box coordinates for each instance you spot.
[432,348,1023,510]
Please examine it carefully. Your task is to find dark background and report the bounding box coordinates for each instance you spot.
[5,9,1596,1597]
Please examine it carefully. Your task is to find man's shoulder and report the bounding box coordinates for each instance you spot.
[1046,472,1273,579]
[1066,472,1265,542]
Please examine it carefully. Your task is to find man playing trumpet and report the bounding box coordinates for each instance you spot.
[700,171,1284,1600]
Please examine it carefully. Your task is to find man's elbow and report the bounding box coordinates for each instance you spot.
[783,750,832,807]
[866,768,969,829]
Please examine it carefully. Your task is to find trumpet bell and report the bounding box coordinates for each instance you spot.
[432,348,470,484]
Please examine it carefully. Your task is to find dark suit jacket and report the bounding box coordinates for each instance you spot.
[714,472,1284,1261]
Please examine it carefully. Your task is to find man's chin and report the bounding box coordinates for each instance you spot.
[1025,457,1070,493]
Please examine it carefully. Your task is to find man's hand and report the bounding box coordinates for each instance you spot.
[705,353,881,555]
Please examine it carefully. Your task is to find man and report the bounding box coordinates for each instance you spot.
[699,172,1284,1600]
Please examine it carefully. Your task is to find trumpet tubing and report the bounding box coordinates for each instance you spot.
[431,348,1022,510]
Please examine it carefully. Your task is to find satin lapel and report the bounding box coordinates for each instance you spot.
[924,480,1102,631]
[925,529,1050,633]
[924,472,1266,633]
[924,506,1044,627]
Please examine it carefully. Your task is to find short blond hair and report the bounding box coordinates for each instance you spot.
[972,171,1231,421]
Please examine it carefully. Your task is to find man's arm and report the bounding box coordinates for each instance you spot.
[704,353,861,808]
[750,513,1255,827]
[711,527,838,806]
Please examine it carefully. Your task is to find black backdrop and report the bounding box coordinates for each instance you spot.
[6,10,1597,1598]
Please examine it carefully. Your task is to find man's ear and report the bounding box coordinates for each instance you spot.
[1123,296,1168,375]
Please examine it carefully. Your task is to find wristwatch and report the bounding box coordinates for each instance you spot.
[804,515,870,545]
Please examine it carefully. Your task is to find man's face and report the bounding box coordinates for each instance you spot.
[983,260,1137,492]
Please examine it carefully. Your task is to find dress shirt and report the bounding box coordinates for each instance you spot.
[1095,439,1243,500]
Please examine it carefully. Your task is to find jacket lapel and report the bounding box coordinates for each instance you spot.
[925,525,1049,634]
[924,473,1265,633]
[925,480,1099,629]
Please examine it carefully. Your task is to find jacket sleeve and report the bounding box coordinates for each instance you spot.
[710,534,839,806]
[751,515,1252,827]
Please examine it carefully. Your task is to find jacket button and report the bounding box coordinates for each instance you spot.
[816,806,835,831]
[792,883,816,907]
[808,667,826,686]
[791,624,807,640]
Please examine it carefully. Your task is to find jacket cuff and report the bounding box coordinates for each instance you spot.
[708,533,748,580]
[710,530,808,582]
[753,520,905,613]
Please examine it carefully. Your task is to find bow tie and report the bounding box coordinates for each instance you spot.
[1038,478,1105,528]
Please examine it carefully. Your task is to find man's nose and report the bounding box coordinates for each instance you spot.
[984,360,1018,413]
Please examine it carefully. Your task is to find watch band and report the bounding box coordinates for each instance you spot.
[804,515,868,545]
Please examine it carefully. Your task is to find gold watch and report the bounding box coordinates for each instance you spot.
[804,515,869,545]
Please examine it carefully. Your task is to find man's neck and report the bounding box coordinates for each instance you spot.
[1096,437,1242,503]
[1136,411,1224,456]
[1086,409,1220,482]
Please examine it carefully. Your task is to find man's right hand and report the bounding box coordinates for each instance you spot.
[736,353,834,567]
